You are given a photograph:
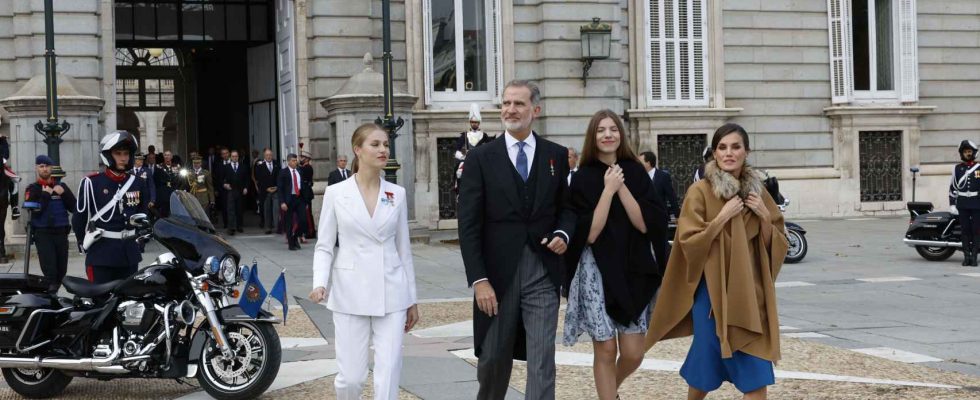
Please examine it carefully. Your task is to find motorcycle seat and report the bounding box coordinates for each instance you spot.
[62,276,123,298]
[0,273,50,292]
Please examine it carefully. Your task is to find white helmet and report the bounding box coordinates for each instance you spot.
[99,130,139,171]
[468,103,482,123]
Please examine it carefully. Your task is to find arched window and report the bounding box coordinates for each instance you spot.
[115,48,179,109]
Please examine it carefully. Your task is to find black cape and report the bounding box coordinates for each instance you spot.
[564,158,670,326]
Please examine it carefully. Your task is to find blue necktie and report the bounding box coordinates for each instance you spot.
[516,142,528,182]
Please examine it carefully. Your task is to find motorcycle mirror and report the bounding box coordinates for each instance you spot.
[910,166,920,173]
[129,213,149,227]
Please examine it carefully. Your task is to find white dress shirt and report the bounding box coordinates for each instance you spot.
[648,167,657,181]
[503,131,536,173]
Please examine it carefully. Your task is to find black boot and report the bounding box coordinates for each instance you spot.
[972,245,980,267]
[963,248,973,266]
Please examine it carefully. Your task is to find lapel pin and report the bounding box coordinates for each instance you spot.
[549,159,555,177]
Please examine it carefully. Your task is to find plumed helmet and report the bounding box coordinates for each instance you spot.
[468,103,482,123]
[99,130,139,171]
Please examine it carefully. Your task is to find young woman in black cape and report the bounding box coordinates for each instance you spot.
[562,109,670,400]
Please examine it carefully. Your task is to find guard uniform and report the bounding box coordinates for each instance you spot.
[73,131,151,284]
[24,155,75,292]
[949,139,980,266]
[186,162,215,211]
[454,104,493,194]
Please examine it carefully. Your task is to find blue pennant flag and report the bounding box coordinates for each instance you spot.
[269,270,288,324]
[239,262,267,318]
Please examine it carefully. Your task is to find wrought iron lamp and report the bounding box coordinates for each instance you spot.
[580,17,612,86]
[375,0,404,183]
[34,0,70,179]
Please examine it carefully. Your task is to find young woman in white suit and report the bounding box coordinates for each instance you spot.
[309,123,420,400]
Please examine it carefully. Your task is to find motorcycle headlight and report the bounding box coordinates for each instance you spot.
[220,256,237,283]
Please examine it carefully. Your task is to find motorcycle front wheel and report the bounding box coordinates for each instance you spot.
[197,321,282,400]
[914,245,956,261]
[784,229,808,263]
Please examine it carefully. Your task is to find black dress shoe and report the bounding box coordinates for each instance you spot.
[265,230,272,235]
[228,229,235,236]
[237,228,244,233]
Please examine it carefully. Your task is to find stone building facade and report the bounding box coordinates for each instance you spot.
[0,0,976,230]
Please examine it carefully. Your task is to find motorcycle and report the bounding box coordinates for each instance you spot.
[903,201,960,261]
[0,191,281,399]
[667,197,808,263]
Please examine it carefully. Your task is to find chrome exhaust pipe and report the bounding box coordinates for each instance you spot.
[0,328,128,374]
[903,239,962,248]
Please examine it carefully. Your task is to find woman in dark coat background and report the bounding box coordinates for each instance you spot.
[563,109,670,400]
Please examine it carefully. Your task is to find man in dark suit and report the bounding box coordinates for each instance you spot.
[458,80,576,400]
[278,154,308,250]
[254,148,280,234]
[221,150,249,235]
[640,151,680,219]
[327,155,351,185]
[215,147,231,228]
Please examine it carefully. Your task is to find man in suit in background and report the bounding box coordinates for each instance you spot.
[221,150,248,235]
[458,80,576,400]
[278,154,308,250]
[254,148,280,234]
[640,151,680,220]
[215,147,231,228]
[327,155,351,185]
[567,147,579,186]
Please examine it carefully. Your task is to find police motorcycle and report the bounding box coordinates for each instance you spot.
[903,166,961,261]
[0,191,281,399]
[667,175,808,263]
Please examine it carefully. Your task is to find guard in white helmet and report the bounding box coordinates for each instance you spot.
[454,104,494,194]
[72,131,151,283]
[950,139,980,267]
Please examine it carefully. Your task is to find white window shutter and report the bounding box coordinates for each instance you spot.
[648,0,707,106]
[491,0,503,104]
[827,0,853,104]
[422,0,434,106]
[898,0,918,102]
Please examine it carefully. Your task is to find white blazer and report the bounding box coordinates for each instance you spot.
[312,175,417,316]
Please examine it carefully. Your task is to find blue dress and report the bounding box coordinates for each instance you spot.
[680,279,775,393]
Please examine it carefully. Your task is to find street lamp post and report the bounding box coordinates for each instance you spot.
[33,0,71,179]
[375,0,404,184]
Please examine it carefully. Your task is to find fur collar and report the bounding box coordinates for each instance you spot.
[704,160,764,200]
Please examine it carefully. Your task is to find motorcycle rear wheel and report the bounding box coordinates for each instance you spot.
[914,245,956,261]
[1,367,73,399]
[784,229,808,264]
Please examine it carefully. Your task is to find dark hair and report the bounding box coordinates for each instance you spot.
[579,110,637,166]
[286,153,298,160]
[711,123,750,152]
[639,151,656,167]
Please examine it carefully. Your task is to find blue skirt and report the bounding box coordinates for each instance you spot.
[680,279,774,393]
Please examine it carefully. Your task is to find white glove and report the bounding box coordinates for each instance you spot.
[951,205,959,215]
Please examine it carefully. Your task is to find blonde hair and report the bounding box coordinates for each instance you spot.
[350,123,386,173]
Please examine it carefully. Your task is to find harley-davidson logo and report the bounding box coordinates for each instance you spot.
[246,284,261,301]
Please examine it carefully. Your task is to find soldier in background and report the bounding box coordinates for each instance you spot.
[950,140,980,267]
[185,155,215,213]
[0,135,20,262]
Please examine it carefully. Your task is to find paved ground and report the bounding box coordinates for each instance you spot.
[0,214,978,398]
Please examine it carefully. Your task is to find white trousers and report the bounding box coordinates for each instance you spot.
[333,310,407,400]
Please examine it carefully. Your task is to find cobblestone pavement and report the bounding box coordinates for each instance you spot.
[0,216,978,398]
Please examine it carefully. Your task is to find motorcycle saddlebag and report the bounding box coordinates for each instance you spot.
[0,292,61,350]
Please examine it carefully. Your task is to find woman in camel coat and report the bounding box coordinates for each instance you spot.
[645,123,789,400]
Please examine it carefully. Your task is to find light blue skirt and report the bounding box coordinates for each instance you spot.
[563,247,651,346]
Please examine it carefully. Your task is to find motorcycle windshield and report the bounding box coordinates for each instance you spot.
[168,191,215,232]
